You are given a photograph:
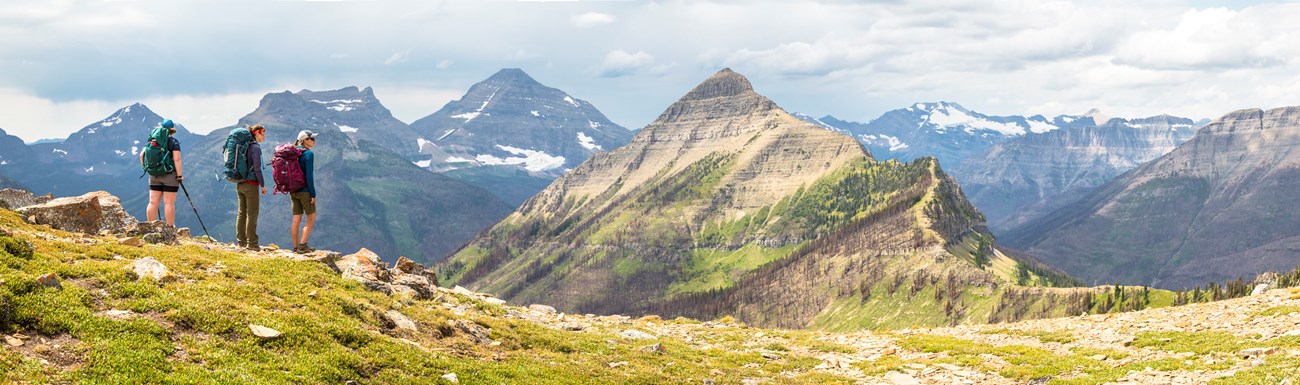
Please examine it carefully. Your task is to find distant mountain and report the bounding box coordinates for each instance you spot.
[955,115,1199,232]
[176,87,514,264]
[1003,106,1300,289]
[801,102,1095,170]
[5,103,200,213]
[441,69,1080,330]
[0,128,34,167]
[410,69,633,205]
[288,86,428,160]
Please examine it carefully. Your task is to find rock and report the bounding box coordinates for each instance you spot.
[176,227,191,238]
[100,309,134,319]
[384,310,418,332]
[529,304,557,314]
[607,361,628,368]
[452,286,476,296]
[640,343,666,354]
[130,257,175,282]
[119,237,145,247]
[1251,283,1270,296]
[336,248,392,290]
[450,320,492,344]
[620,329,656,340]
[441,373,459,383]
[484,297,507,306]
[0,189,52,210]
[4,335,23,347]
[638,315,662,323]
[1240,347,1278,359]
[17,191,135,235]
[761,352,781,360]
[249,324,281,339]
[35,272,61,289]
[395,256,422,274]
[561,323,585,332]
[127,221,179,245]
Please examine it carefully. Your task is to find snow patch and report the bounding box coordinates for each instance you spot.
[337,124,359,133]
[588,120,602,130]
[0,161,7,165]
[475,145,566,172]
[445,156,475,163]
[416,137,432,151]
[131,146,139,156]
[531,110,540,117]
[926,107,1026,136]
[311,99,363,112]
[413,159,433,168]
[437,129,457,141]
[52,149,67,156]
[1025,119,1058,134]
[564,96,580,107]
[450,112,481,122]
[860,134,909,151]
[577,132,601,151]
[84,166,94,173]
[115,150,127,156]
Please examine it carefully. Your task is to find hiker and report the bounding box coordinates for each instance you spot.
[140,119,182,226]
[290,130,317,253]
[231,125,267,250]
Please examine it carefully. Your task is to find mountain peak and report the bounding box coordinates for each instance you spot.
[486,68,539,84]
[680,68,754,101]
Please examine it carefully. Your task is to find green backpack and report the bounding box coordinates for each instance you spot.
[141,127,175,176]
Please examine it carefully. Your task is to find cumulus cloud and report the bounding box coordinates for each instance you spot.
[595,49,672,77]
[572,12,614,27]
[385,49,411,65]
[1113,5,1299,70]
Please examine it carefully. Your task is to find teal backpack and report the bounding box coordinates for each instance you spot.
[141,126,175,176]
[223,127,255,182]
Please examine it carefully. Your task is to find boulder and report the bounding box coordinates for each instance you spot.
[640,343,666,354]
[35,272,61,289]
[337,248,392,284]
[384,310,419,332]
[620,329,657,340]
[176,227,191,238]
[528,304,558,314]
[449,319,492,344]
[17,191,136,235]
[441,373,459,383]
[119,237,145,247]
[0,188,52,210]
[127,221,178,245]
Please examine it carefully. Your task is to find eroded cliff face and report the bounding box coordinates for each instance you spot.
[957,116,1197,232]
[1008,107,1300,288]
[441,69,1040,330]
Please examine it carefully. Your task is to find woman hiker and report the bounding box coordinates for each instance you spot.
[236,125,267,251]
[141,119,182,226]
[291,130,318,254]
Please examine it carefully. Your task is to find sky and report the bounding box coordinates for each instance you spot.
[1,0,1298,142]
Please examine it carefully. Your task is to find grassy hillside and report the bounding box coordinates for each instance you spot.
[3,207,1298,384]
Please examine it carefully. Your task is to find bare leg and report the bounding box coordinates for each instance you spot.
[163,192,178,226]
[147,190,162,222]
[291,214,302,247]
[300,213,316,245]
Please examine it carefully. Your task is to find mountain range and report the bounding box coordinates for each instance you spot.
[441,69,1083,330]
[1004,107,1300,289]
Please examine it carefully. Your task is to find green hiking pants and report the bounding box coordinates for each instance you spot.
[236,183,260,246]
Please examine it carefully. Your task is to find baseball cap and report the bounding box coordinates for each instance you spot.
[297,130,318,142]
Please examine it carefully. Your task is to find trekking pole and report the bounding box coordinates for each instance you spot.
[177,181,214,241]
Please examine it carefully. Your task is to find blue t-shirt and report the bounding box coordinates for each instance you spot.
[296,147,315,197]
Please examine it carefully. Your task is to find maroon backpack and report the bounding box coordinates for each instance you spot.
[271,143,306,194]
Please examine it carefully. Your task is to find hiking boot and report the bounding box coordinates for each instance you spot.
[245,244,260,252]
[291,244,304,253]
[296,243,314,254]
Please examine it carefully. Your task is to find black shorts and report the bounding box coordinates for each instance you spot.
[149,173,180,192]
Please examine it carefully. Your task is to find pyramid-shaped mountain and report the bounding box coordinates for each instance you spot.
[4,104,202,213]
[410,69,633,175]
[955,115,1199,232]
[440,69,1081,330]
[1004,106,1300,289]
[252,86,426,160]
[173,89,513,264]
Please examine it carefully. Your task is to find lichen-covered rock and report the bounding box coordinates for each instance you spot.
[127,221,178,245]
[0,188,52,210]
[17,191,135,235]
[130,257,176,282]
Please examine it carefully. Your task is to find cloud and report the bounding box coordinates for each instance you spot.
[1113,5,1300,70]
[572,12,615,27]
[595,49,671,77]
[436,59,454,69]
[385,49,411,65]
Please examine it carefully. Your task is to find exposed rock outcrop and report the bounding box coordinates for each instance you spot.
[0,188,52,211]
[335,249,441,299]
[16,191,135,235]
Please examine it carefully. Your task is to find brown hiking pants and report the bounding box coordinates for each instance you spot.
[236,183,260,246]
